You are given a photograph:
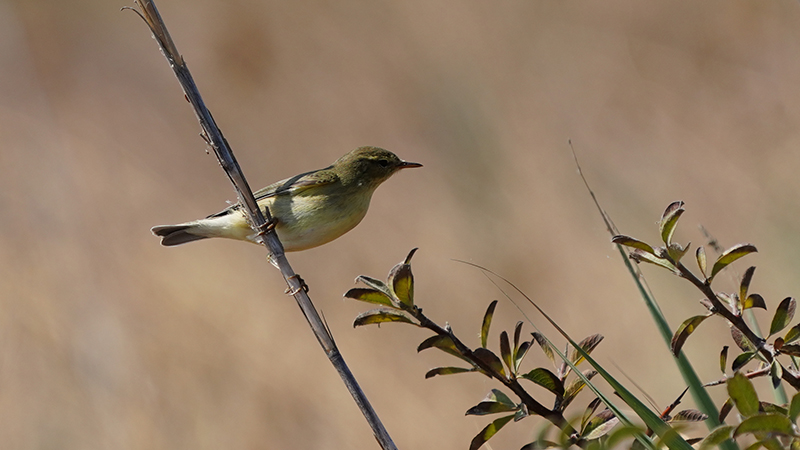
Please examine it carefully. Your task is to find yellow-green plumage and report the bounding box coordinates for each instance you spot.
[151,146,421,251]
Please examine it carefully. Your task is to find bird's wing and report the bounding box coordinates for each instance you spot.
[207,166,338,218]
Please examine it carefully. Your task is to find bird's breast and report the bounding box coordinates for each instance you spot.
[266,189,373,251]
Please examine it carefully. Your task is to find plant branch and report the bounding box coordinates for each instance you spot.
[126,2,398,448]
[703,366,771,388]
[411,307,584,445]
[675,262,800,390]
[677,263,766,351]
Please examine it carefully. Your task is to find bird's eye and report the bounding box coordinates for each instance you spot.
[377,159,390,167]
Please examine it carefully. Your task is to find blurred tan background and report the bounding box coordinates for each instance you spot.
[3,0,800,448]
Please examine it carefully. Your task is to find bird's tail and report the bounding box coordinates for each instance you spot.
[151,223,209,246]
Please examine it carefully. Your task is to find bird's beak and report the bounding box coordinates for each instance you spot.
[399,161,423,169]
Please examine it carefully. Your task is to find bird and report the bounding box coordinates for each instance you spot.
[151,146,422,250]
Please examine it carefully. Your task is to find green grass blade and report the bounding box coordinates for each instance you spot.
[524,298,692,450]
[613,243,739,450]
[570,149,738,449]
[458,260,660,450]
[530,323,658,450]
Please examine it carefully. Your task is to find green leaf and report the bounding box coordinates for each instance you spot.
[607,209,722,450]
[770,360,783,389]
[743,294,766,311]
[485,388,515,406]
[780,344,800,357]
[789,392,800,422]
[531,332,555,366]
[784,324,800,345]
[629,249,681,275]
[659,201,685,245]
[727,371,760,417]
[770,297,797,337]
[731,327,756,352]
[388,262,414,307]
[571,334,604,365]
[739,266,756,308]
[670,315,711,356]
[604,426,655,450]
[581,397,603,433]
[417,334,453,352]
[417,335,471,363]
[402,247,418,264]
[698,425,734,450]
[515,341,531,374]
[719,398,734,423]
[481,301,498,349]
[760,437,789,450]
[582,410,619,440]
[666,242,690,264]
[512,322,528,372]
[466,401,517,416]
[611,235,657,255]
[733,413,796,438]
[514,404,528,422]
[469,415,514,450]
[720,346,728,374]
[557,370,597,412]
[710,243,758,280]
[344,288,395,307]
[499,331,513,374]
[353,308,416,327]
[520,368,565,397]
[731,351,757,372]
[759,401,788,416]
[696,246,707,278]
[424,367,473,378]
[742,442,761,450]
[523,305,678,450]
[520,440,560,450]
[473,348,506,378]
[513,321,523,352]
[355,275,393,298]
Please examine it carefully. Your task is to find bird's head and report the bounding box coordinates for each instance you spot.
[334,146,422,188]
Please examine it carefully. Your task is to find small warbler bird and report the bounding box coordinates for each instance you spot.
[152,146,422,250]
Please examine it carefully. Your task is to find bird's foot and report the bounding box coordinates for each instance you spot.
[285,274,309,295]
[257,216,278,237]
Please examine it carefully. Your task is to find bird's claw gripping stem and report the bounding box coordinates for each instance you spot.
[257,216,278,237]
[285,274,309,295]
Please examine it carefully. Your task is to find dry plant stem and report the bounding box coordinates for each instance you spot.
[128,2,398,449]
[675,262,800,389]
[413,312,585,446]
[703,366,771,388]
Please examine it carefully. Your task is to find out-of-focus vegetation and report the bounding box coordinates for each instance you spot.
[3,1,800,449]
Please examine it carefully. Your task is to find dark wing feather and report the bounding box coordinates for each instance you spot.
[207,166,338,218]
